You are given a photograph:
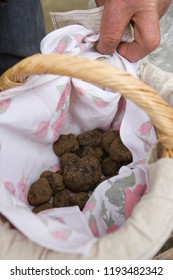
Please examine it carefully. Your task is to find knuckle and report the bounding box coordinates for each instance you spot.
[143,33,160,52]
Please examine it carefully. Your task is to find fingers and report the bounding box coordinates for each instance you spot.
[96,0,133,54]
[95,0,165,61]
[118,11,161,61]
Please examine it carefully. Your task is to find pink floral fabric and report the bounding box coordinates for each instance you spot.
[0,24,157,254]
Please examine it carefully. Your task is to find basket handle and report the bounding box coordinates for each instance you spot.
[0,53,173,157]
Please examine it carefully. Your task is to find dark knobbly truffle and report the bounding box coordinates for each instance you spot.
[77,129,102,148]
[63,156,102,192]
[109,136,132,162]
[53,190,71,208]
[101,130,119,154]
[28,178,52,206]
[28,128,132,212]
[40,170,65,195]
[32,202,53,214]
[60,152,80,170]
[101,157,122,177]
[53,133,79,156]
[69,192,89,210]
[79,146,105,162]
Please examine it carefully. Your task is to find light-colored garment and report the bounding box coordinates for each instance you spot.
[88,0,97,9]
[145,0,173,72]
[141,62,173,107]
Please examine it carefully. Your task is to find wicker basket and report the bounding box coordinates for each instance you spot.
[0,53,173,259]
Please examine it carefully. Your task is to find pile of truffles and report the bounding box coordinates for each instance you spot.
[27,129,132,213]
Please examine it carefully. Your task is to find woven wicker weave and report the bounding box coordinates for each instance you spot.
[1,53,173,158]
[0,54,173,259]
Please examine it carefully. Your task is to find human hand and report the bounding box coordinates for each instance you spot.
[95,0,171,61]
